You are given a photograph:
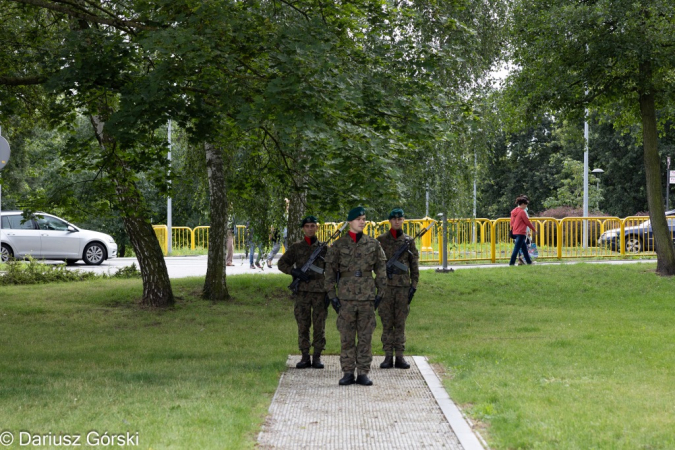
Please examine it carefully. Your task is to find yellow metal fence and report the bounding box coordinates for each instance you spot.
[153,215,670,262]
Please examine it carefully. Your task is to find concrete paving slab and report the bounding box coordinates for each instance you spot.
[258,355,484,450]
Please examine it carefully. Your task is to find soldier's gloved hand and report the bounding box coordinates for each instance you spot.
[330,297,341,314]
[291,268,310,282]
[386,265,396,278]
[324,294,331,311]
[374,295,383,311]
[408,286,417,304]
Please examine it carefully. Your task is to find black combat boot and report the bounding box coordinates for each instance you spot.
[296,352,311,369]
[355,374,373,386]
[394,355,410,369]
[380,355,394,369]
[339,373,355,386]
[312,352,324,369]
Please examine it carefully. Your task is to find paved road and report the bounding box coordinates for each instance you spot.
[63,254,283,278]
[64,254,656,279]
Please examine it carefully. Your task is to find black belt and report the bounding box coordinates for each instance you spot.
[340,270,373,278]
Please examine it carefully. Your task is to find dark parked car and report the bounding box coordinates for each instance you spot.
[598,210,675,253]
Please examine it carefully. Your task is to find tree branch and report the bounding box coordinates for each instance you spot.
[260,126,302,189]
[0,75,48,86]
[9,0,157,31]
[277,0,310,21]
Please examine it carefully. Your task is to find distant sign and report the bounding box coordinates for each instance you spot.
[0,136,10,170]
[670,170,675,185]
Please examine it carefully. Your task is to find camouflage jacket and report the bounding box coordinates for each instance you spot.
[376,230,420,288]
[324,233,387,301]
[277,238,327,293]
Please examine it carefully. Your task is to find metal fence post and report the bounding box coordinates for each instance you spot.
[436,213,453,273]
[557,219,563,260]
[490,220,496,263]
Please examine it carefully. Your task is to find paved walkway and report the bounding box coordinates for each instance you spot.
[63,254,656,279]
[257,355,485,450]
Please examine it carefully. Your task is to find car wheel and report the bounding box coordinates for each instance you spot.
[65,259,78,266]
[1,244,13,263]
[83,242,106,265]
[625,236,643,253]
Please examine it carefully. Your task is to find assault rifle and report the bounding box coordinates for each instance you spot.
[386,222,435,279]
[288,222,349,294]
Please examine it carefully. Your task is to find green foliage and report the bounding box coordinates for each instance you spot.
[476,108,675,219]
[0,258,97,285]
[542,156,602,210]
[506,0,675,124]
[110,263,142,279]
[0,259,140,285]
[0,0,510,246]
[478,116,563,217]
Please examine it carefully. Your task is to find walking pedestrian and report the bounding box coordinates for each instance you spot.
[376,208,419,369]
[266,226,283,268]
[324,206,387,386]
[246,222,265,269]
[515,195,531,265]
[226,217,235,267]
[268,198,290,267]
[278,216,328,369]
[510,196,537,266]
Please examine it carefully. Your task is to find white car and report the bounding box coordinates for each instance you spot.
[0,211,118,265]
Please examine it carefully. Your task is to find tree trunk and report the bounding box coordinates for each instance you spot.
[89,114,175,306]
[203,142,230,301]
[122,210,175,307]
[286,189,306,245]
[112,171,174,307]
[638,69,675,276]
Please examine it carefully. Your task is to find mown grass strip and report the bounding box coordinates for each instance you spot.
[1,264,674,449]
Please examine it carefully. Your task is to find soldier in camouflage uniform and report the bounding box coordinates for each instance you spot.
[324,206,387,386]
[376,208,420,369]
[278,216,328,369]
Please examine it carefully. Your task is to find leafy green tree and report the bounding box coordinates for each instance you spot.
[0,1,176,306]
[506,0,675,275]
[477,115,564,218]
[542,156,603,210]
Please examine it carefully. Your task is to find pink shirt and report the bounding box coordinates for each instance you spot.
[510,207,536,235]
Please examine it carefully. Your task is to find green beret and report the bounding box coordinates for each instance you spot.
[388,208,405,219]
[347,206,366,221]
[299,215,319,227]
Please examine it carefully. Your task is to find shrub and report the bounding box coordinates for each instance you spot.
[0,259,141,285]
[536,206,610,219]
[534,207,613,247]
[0,258,97,285]
[109,263,142,279]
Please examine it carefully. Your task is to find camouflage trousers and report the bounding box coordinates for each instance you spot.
[379,285,410,356]
[337,300,377,375]
[294,291,327,354]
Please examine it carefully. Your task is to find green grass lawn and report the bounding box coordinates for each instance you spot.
[1,264,674,449]
[417,264,675,449]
